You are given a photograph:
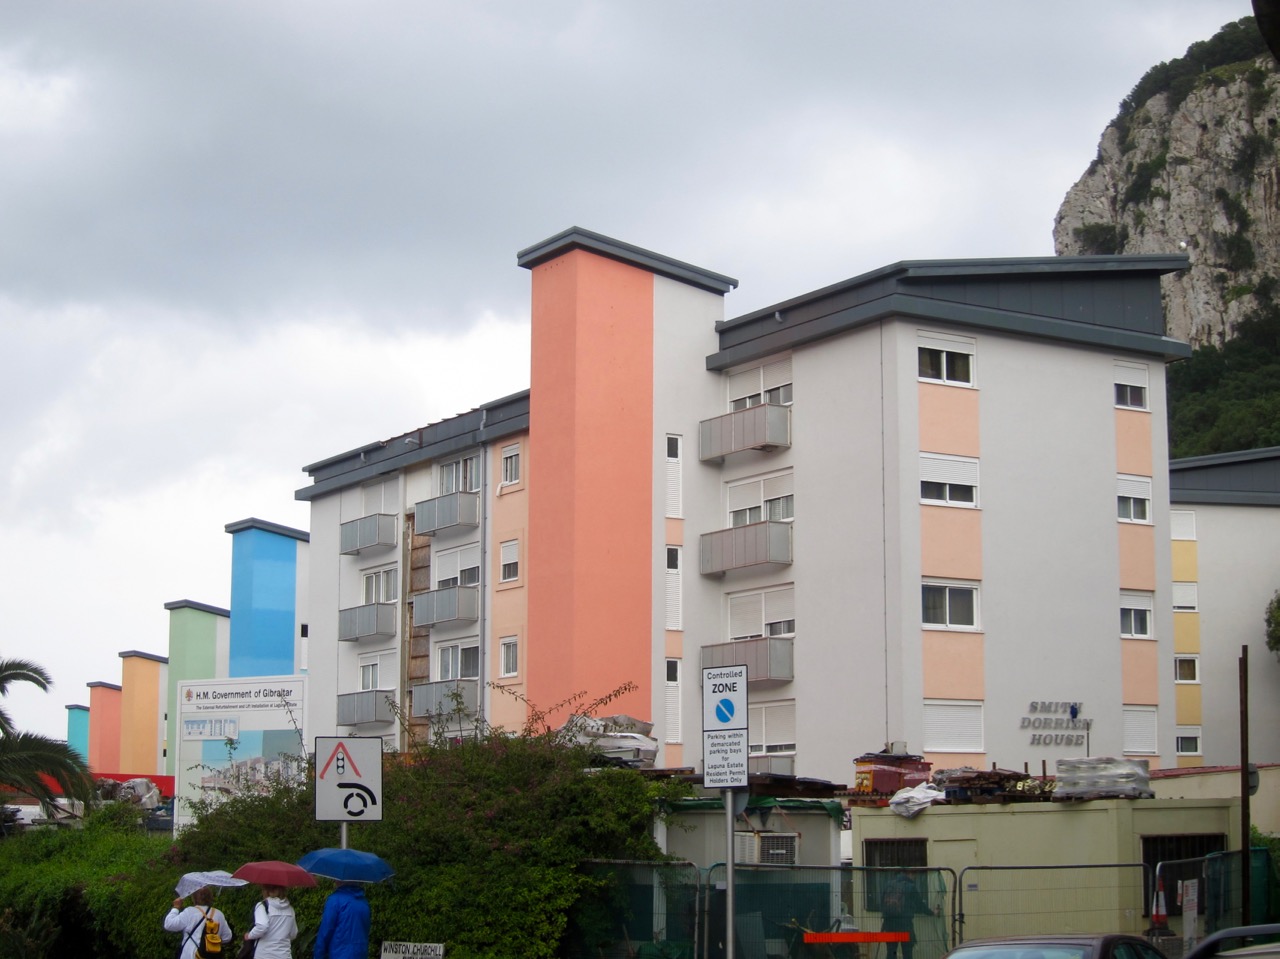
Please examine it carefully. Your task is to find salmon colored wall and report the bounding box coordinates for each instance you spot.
[665,517,683,546]
[490,431,530,732]
[1175,683,1202,723]
[1117,523,1156,590]
[1174,614,1200,654]
[527,250,654,725]
[921,631,985,699]
[87,686,122,774]
[925,751,984,770]
[665,632,683,658]
[920,507,982,580]
[1121,640,1159,703]
[119,657,161,774]
[918,384,980,456]
[1115,410,1152,475]
[1171,541,1198,581]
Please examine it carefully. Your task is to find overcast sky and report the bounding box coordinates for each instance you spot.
[1,1,1252,743]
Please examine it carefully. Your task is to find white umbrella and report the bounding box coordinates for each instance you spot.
[175,870,250,898]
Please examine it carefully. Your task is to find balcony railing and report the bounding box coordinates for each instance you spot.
[410,678,479,719]
[338,603,397,642]
[339,513,397,555]
[700,403,791,461]
[336,689,395,726]
[700,637,794,686]
[411,586,480,628]
[700,521,793,575]
[749,754,795,776]
[414,491,480,537]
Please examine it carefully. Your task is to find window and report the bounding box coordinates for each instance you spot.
[500,637,518,677]
[1118,475,1152,523]
[1176,726,1202,756]
[728,357,792,410]
[918,333,974,386]
[923,699,983,752]
[922,582,978,629]
[363,567,398,604]
[863,839,927,911]
[438,643,480,681]
[729,585,795,640]
[435,545,480,589]
[1175,656,1199,683]
[920,454,978,506]
[666,435,682,518]
[500,540,519,582]
[501,445,521,485]
[1122,705,1157,754]
[1172,582,1198,612]
[360,661,378,691]
[440,454,480,495]
[748,701,796,755]
[1171,510,1197,541]
[1120,591,1154,638]
[665,659,681,744]
[665,547,682,631]
[728,472,794,527]
[1115,362,1149,410]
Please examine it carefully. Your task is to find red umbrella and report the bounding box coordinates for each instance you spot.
[231,860,318,888]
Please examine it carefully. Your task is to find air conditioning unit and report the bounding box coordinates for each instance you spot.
[734,832,799,865]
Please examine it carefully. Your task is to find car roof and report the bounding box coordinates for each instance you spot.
[955,936,1135,945]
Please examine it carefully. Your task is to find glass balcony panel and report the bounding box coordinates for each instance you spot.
[699,404,791,461]
[414,491,480,536]
[338,603,397,642]
[339,513,398,555]
[748,754,795,775]
[700,521,793,575]
[336,689,395,725]
[411,586,480,628]
[410,678,479,718]
[699,636,794,686]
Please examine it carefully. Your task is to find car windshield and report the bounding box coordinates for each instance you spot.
[951,946,1089,959]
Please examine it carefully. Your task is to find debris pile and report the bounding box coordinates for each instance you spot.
[1052,757,1153,800]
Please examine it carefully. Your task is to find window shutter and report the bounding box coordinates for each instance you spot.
[500,541,518,567]
[1118,475,1152,499]
[461,544,481,569]
[762,472,793,501]
[918,332,974,355]
[923,700,983,751]
[665,561,682,630]
[727,368,761,404]
[1121,590,1154,611]
[1114,362,1149,388]
[920,454,978,485]
[434,550,460,586]
[1172,582,1198,610]
[730,593,764,638]
[763,358,792,391]
[763,587,795,627]
[768,702,796,747]
[665,447,682,518]
[1123,706,1157,754]
[1171,510,1197,540]
[728,480,761,514]
[665,675,681,743]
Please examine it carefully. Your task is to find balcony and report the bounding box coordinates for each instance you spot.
[700,403,792,461]
[414,491,480,537]
[338,603,397,642]
[336,689,396,726]
[339,513,397,555]
[700,637,793,687]
[749,754,795,776]
[410,678,479,719]
[700,521,793,575]
[411,586,480,628]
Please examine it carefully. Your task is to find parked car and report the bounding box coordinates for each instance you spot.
[1184,925,1280,959]
[943,934,1170,959]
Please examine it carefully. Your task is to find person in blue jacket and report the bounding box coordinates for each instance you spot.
[313,881,371,959]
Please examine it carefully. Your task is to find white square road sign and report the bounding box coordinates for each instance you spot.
[315,736,384,822]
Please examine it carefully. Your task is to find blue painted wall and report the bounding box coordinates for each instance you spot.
[229,527,298,677]
[66,706,89,762]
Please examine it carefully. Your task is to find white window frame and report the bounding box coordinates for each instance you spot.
[727,358,792,411]
[728,471,794,527]
[665,547,682,631]
[665,658,681,744]
[922,580,979,630]
[1118,475,1153,524]
[918,332,975,387]
[920,453,979,507]
[439,454,480,495]
[500,637,518,678]
[359,661,379,691]
[500,540,520,583]
[1171,510,1197,541]
[1114,362,1150,411]
[437,642,480,682]
[1120,591,1154,639]
[923,699,984,752]
[1172,582,1198,612]
[1174,655,1200,684]
[1175,725,1202,756]
[500,444,521,486]
[748,701,796,756]
[728,585,796,641]
[1122,705,1158,755]
[363,566,398,604]
[435,544,481,589]
[665,434,682,518]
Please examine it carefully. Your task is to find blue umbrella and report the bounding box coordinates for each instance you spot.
[297,847,394,883]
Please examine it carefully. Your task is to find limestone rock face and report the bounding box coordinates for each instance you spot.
[1054,57,1280,347]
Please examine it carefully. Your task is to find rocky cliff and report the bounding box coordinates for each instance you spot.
[1054,54,1280,347]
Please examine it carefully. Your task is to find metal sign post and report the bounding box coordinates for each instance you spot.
[703,664,748,959]
[315,736,384,848]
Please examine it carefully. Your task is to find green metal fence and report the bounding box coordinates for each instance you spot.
[956,864,1150,941]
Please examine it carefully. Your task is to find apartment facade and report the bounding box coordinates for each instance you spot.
[298,228,1195,781]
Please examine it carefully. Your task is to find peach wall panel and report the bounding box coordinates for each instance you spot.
[665,517,683,546]
[1175,683,1202,724]
[1173,614,1200,654]
[924,751,985,769]
[921,631,985,699]
[918,384,980,456]
[920,507,982,580]
[665,632,684,658]
[1118,523,1156,591]
[1115,410,1152,476]
[1120,639,1159,704]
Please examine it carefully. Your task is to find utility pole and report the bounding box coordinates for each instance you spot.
[1239,645,1251,925]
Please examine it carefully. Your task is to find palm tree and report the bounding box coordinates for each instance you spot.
[0,659,95,816]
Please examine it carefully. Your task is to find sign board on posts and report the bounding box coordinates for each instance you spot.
[314,736,384,822]
[381,944,444,958]
[702,664,748,789]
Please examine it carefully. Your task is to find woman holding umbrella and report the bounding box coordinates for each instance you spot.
[165,886,232,959]
[243,885,298,959]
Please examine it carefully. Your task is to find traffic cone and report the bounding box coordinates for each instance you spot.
[1152,877,1169,932]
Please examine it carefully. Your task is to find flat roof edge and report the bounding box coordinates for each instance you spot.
[517,226,738,294]
[224,517,310,542]
[164,599,231,617]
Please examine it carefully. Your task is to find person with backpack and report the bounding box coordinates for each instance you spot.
[242,884,299,959]
[879,871,931,959]
[165,886,232,959]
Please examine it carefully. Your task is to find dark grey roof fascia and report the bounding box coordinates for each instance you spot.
[65,703,89,711]
[1169,445,1280,506]
[119,650,168,664]
[86,681,122,691]
[517,226,739,294]
[224,518,310,542]
[302,440,388,474]
[163,599,231,617]
[707,291,1192,371]
[1170,446,1280,471]
[1167,489,1280,506]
